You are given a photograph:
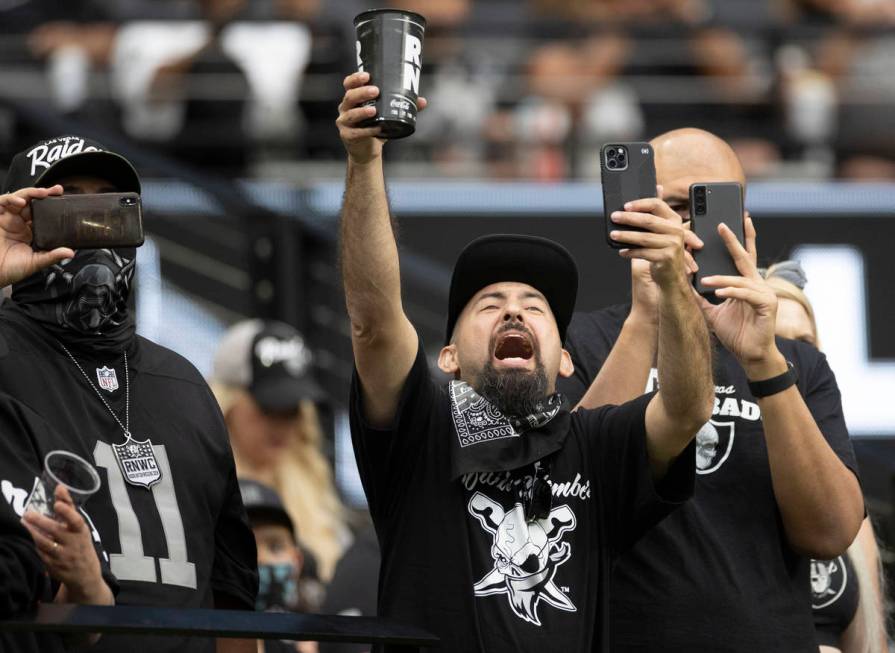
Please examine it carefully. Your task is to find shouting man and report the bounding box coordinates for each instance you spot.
[338,72,714,651]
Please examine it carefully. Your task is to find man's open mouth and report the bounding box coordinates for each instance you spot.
[494,333,534,361]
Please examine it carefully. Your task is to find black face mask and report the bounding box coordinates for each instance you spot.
[11,248,136,350]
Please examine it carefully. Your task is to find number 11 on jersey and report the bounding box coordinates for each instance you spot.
[94,441,198,589]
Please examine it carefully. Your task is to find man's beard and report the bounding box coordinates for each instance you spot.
[475,359,549,418]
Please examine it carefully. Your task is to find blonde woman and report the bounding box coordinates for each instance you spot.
[765,261,889,653]
[211,320,350,582]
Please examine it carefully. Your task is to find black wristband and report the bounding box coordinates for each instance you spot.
[747,361,798,398]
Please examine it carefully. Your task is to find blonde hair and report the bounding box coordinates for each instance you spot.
[212,382,349,581]
[763,263,821,350]
[848,522,889,653]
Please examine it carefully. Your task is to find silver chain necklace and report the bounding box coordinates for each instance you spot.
[58,343,163,489]
[58,342,130,437]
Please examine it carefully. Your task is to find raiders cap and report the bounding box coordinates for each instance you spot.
[3,135,141,194]
[212,319,324,413]
[238,479,295,535]
[445,234,578,345]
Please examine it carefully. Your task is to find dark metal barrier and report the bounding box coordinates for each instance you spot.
[0,604,439,650]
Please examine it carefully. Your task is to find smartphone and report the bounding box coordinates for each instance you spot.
[600,142,657,249]
[690,182,744,298]
[31,193,144,250]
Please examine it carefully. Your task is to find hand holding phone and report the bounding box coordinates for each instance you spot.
[690,182,744,299]
[0,186,77,288]
[600,142,657,249]
[30,192,144,250]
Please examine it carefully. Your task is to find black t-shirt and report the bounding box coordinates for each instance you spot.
[558,305,860,653]
[349,339,695,653]
[812,553,859,648]
[0,307,258,653]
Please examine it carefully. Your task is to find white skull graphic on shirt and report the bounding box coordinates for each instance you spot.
[468,492,577,626]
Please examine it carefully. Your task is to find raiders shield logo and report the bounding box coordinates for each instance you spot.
[113,435,162,488]
[695,419,735,475]
[96,366,118,392]
[811,556,848,609]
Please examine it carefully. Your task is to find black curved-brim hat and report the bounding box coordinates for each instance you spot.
[445,234,579,345]
[3,135,141,194]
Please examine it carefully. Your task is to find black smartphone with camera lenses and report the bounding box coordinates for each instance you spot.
[690,182,744,299]
[31,193,144,250]
[600,142,657,249]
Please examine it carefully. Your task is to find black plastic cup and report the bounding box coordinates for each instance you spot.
[354,8,427,139]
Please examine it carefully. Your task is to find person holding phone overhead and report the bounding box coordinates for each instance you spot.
[559,127,865,652]
[0,135,258,653]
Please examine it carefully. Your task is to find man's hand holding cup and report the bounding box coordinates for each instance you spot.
[337,72,428,165]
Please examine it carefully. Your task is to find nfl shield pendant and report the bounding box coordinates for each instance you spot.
[96,366,119,392]
[113,433,162,489]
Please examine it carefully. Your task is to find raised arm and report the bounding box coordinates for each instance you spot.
[337,72,423,428]
[575,189,703,411]
[700,219,863,558]
[609,198,714,479]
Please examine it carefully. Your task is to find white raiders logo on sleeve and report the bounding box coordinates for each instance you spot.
[811,556,848,609]
[468,492,577,626]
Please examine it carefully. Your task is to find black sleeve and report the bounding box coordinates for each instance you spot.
[211,464,259,610]
[584,392,695,555]
[0,499,49,617]
[557,308,627,406]
[77,506,120,598]
[557,316,595,406]
[349,338,437,523]
[792,342,859,476]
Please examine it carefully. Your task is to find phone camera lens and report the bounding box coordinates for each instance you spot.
[607,159,618,169]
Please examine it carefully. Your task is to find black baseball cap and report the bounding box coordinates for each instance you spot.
[212,319,325,413]
[445,234,579,345]
[238,479,295,535]
[3,135,141,194]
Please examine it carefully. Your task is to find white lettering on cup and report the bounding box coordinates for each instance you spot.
[402,35,422,94]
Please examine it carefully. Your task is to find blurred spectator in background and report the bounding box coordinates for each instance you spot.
[782,0,895,26]
[763,261,890,653]
[110,0,342,172]
[4,0,895,179]
[211,319,349,582]
[264,0,354,163]
[240,479,318,653]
